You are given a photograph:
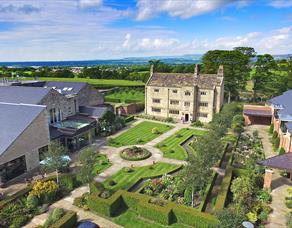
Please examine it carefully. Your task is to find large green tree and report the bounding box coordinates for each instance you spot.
[202,50,250,99]
[253,54,277,99]
[234,47,256,59]
[77,147,98,184]
[287,57,292,89]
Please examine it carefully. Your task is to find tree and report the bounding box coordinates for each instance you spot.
[42,142,67,183]
[253,54,277,99]
[202,50,250,99]
[287,57,292,89]
[234,47,256,59]
[217,207,246,228]
[77,147,98,184]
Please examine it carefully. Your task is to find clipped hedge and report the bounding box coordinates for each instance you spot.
[50,211,77,228]
[138,199,173,225]
[105,97,121,103]
[124,115,134,123]
[199,171,218,212]
[173,204,219,228]
[214,166,233,211]
[0,186,31,209]
[87,192,125,217]
[89,181,105,194]
[88,190,219,227]
[124,99,142,104]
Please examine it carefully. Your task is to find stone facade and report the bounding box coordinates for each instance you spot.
[0,109,50,172]
[145,65,224,123]
[77,84,104,107]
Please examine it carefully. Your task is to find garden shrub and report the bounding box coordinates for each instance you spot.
[89,181,105,194]
[59,175,75,192]
[274,137,280,149]
[10,215,28,228]
[29,180,58,204]
[151,127,160,134]
[108,180,117,186]
[257,190,272,203]
[199,172,218,211]
[125,115,134,123]
[269,124,274,134]
[183,187,192,206]
[165,117,174,123]
[191,120,204,127]
[44,208,64,228]
[286,198,292,208]
[50,211,77,228]
[26,194,39,210]
[0,186,31,210]
[136,138,143,143]
[100,190,112,199]
[279,147,286,155]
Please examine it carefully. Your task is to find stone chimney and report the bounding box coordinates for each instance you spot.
[217,65,224,77]
[150,64,154,76]
[194,64,200,79]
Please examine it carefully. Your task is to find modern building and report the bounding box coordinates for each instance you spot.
[145,64,224,122]
[268,90,292,153]
[0,81,109,183]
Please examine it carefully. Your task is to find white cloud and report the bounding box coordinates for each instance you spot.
[79,0,102,8]
[269,0,292,8]
[136,0,245,20]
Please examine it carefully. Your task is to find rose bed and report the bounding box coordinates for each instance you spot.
[120,146,152,161]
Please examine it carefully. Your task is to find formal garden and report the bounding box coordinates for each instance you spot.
[108,121,173,147]
[105,88,145,103]
[156,128,206,160]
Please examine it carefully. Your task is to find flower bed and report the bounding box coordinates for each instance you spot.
[120,146,151,161]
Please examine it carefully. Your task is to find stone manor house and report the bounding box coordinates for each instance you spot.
[0,80,109,183]
[145,64,224,122]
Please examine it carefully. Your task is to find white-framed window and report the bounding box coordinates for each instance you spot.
[199,102,208,107]
[184,102,190,106]
[154,88,159,92]
[185,91,191,96]
[200,91,207,95]
[152,107,161,113]
[198,112,208,118]
[152,99,161,103]
[170,100,179,105]
[169,109,179,114]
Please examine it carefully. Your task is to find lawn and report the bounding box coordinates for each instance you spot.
[113,210,189,228]
[108,121,173,147]
[156,128,207,160]
[103,163,181,191]
[20,77,145,88]
[105,88,144,103]
[92,154,112,174]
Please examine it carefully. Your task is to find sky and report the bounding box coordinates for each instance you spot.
[0,0,291,61]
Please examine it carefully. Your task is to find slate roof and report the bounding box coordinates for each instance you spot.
[268,90,292,120]
[0,86,51,104]
[243,109,272,117]
[44,81,87,95]
[79,106,110,119]
[286,122,292,133]
[257,153,292,170]
[147,72,222,89]
[0,103,46,156]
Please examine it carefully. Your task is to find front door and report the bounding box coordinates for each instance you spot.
[185,114,189,122]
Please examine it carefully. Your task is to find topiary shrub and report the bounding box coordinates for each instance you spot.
[108,180,117,186]
[136,138,143,143]
[44,208,64,228]
[278,147,286,155]
[152,127,160,134]
[50,211,77,228]
[10,215,28,228]
[59,175,75,192]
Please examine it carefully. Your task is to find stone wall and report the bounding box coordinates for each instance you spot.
[0,109,50,171]
[78,84,104,106]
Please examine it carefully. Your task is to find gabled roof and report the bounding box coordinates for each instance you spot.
[79,106,109,119]
[0,102,46,156]
[0,86,51,104]
[257,152,292,170]
[269,90,292,120]
[44,81,87,95]
[147,72,222,89]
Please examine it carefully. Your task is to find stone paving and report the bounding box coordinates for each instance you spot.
[245,125,292,228]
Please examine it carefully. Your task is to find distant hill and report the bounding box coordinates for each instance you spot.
[0,54,290,67]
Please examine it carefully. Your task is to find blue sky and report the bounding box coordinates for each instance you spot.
[0,0,291,61]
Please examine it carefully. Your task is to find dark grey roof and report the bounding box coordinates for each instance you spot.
[0,86,51,104]
[79,106,109,119]
[44,81,87,95]
[243,109,272,117]
[286,122,292,133]
[257,153,292,170]
[269,90,292,120]
[0,103,46,156]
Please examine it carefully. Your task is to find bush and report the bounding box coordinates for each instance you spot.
[257,190,272,203]
[136,138,143,143]
[10,215,28,228]
[59,175,75,192]
[279,147,286,155]
[165,117,174,123]
[44,208,64,228]
[89,181,105,194]
[26,194,39,210]
[125,115,134,123]
[191,121,204,127]
[108,180,117,186]
[124,167,134,173]
[274,137,280,149]
[286,199,292,208]
[269,124,274,134]
[50,211,77,228]
[29,180,58,204]
[151,127,160,134]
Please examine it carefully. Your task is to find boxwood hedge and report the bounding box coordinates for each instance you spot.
[50,210,77,228]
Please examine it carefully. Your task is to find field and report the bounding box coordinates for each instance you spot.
[20,77,145,88]
[103,163,180,191]
[108,121,173,147]
[105,88,144,103]
[156,128,207,160]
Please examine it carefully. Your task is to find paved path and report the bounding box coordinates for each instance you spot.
[24,186,121,228]
[245,125,292,228]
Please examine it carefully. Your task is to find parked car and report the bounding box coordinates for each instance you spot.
[77,220,100,228]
